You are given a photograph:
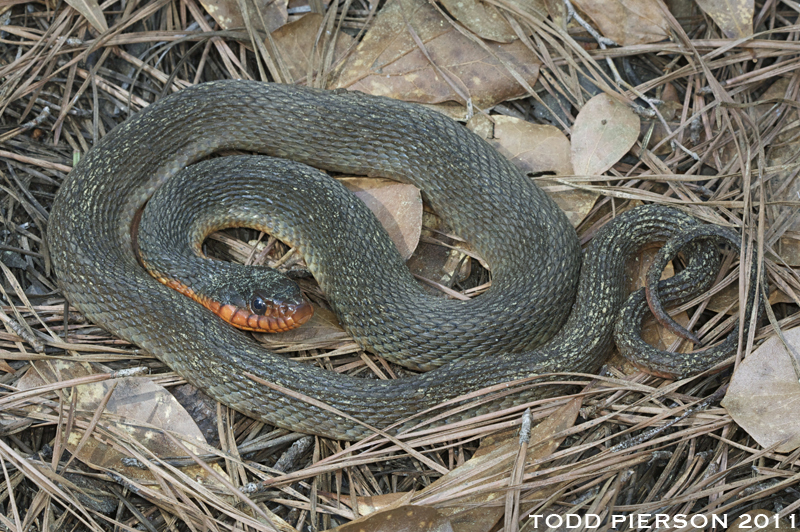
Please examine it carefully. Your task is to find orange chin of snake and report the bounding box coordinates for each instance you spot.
[157,277,314,333]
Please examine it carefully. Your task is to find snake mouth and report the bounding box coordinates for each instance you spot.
[210,297,314,332]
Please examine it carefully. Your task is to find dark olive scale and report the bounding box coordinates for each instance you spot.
[47,81,756,440]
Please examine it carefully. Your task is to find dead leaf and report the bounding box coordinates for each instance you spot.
[330,0,540,108]
[405,239,471,297]
[486,116,573,176]
[571,0,669,46]
[405,204,482,297]
[332,505,453,532]
[352,492,414,516]
[770,289,796,306]
[201,0,287,33]
[16,359,103,391]
[438,0,517,43]
[707,283,740,314]
[65,0,107,32]
[665,0,700,20]
[272,13,355,83]
[695,0,754,39]
[721,327,800,453]
[413,398,582,531]
[68,379,212,469]
[571,93,640,176]
[504,0,550,21]
[423,101,474,121]
[770,236,799,270]
[755,77,798,122]
[541,0,568,27]
[776,237,800,267]
[257,306,350,345]
[480,115,598,227]
[18,360,227,485]
[339,177,422,261]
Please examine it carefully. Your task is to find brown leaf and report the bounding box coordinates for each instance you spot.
[771,289,797,306]
[329,0,540,108]
[412,207,483,292]
[68,379,212,466]
[487,116,573,176]
[707,283,740,314]
[18,360,227,484]
[65,0,108,32]
[257,306,349,345]
[438,0,517,43]
[571,0,668,46]
[332,505,453,532]
[665,0,700,20]
[201,0,287,33]
[694,0,754,39]
[542,0,568,27]
[339,177,422,260]
[482,115,598,227]
[424,101,475,121]
[757,76,799,122]
[272,13,355,83]
[405,239,472,297]
[505,0,550,21]
[16,359,105,390]
[316,490,416,527]
[411,399,581,532]
[721,327,800,453]
[571,94,640,176]
[353,492,414,516]
[775,237,800,267]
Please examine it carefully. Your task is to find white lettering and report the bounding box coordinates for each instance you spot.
[546,514,563,528]
[712,514,727,528]
[690,515,708,528]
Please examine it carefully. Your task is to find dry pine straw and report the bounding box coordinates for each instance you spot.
[1,0,800,530]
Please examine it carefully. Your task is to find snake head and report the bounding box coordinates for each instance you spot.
[193,266,314,333]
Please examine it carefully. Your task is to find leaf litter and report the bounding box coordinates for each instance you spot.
[1,0,800,530]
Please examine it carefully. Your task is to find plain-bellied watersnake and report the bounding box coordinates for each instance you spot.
[47,80,755,440]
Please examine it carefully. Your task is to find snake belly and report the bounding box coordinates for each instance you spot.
[48,80,717,440]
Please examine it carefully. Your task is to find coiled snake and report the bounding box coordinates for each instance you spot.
[47,81,752,440]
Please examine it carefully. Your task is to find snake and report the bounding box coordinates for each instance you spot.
[47,80,755,441]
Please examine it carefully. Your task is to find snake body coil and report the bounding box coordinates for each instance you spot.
[48,81,727,440]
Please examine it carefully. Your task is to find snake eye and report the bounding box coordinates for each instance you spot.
[251,296,267,315]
